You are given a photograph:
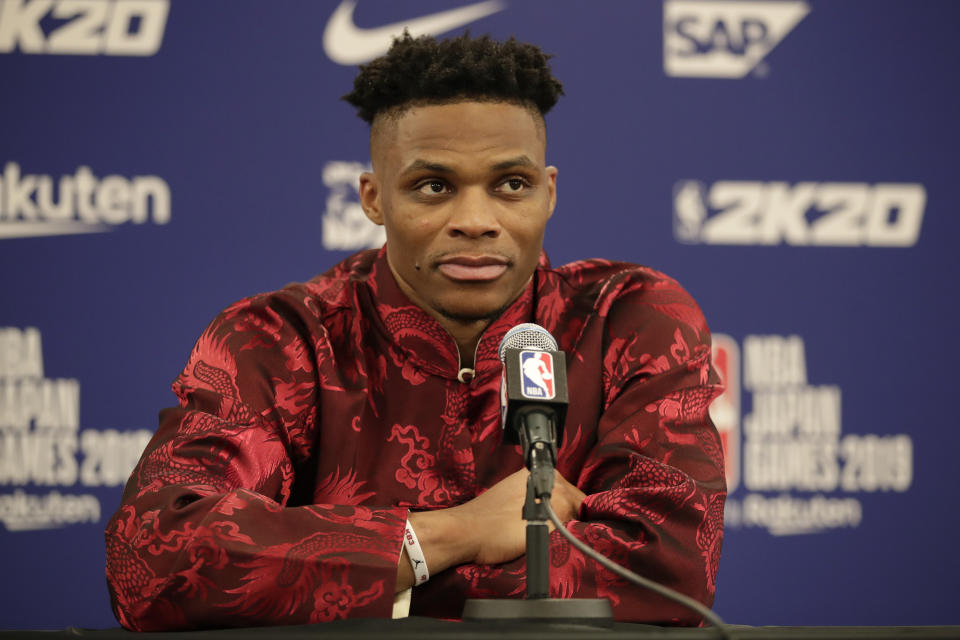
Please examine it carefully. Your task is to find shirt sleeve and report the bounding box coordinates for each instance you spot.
[104,293,408,631]
[411,273,726,625]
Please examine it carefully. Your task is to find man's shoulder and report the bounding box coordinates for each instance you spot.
[547,258,689,303]
[300,249,379,309]
[217,249,379,327]
[543,258,709,339]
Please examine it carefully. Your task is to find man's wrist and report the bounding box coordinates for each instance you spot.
[407,507,477,571]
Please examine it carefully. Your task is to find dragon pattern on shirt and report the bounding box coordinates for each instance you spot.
[105,247,726,630]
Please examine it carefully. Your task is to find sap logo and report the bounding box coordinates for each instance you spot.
[0,162,170,239]
[674,181,926,247]
[0,0,169,56]
[663,0,809,78]
[321,161,385,251]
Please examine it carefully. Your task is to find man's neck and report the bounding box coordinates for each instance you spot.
[442,318,491,369]
[383,257,498,369]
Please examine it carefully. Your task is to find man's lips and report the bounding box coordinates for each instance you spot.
[435,256,509,282]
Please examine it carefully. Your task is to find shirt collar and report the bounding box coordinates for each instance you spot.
[367,246,542,380]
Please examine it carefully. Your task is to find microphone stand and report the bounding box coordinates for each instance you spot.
[523,446,552,600]
[462,409,613,626]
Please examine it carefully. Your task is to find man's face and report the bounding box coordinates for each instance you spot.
[360,101,557,325]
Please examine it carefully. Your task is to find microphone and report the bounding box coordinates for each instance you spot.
[498,323,568,494]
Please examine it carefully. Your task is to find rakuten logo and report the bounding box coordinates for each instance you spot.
[674,181,926,247]
[0,162,170,239]
[0,0,169,56]
[663,0,809,78]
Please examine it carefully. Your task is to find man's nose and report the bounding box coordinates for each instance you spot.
[446,188,502,239]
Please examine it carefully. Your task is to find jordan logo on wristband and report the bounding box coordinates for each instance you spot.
[403,521,429,586]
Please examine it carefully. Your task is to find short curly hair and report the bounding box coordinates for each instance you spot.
[342,32,564,124]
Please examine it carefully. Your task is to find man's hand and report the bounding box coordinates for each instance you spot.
[396,468,586,592]
[449,467,585,565]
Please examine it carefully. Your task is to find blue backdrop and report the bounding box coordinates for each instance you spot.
[1,0,958,629]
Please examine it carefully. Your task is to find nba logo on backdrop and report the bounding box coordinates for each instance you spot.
[520,351,555,399]
[710,334,740,492]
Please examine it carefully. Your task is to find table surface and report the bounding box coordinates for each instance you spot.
[3,618,959,640]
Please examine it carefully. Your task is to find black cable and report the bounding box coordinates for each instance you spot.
[541,499,735,640]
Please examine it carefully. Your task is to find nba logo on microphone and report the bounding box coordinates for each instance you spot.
[520,351,555,399]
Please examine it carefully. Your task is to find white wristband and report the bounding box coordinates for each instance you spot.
[403,520,429,586]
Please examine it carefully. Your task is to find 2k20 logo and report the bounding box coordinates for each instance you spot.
[674,180,926,247]
[520,351,555,400]
[0,0,169,56]
[663,0,809,78]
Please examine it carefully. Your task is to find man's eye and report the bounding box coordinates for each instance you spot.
[499,177,529,193]
[416,180,449,195]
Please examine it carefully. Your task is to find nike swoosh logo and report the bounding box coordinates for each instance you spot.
[323,0,506,65]
[0,222,110,239]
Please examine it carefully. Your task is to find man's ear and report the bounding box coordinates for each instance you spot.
[359,172,384,225]
[546,165,558,219]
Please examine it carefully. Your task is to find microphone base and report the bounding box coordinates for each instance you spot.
[462,597,613,627]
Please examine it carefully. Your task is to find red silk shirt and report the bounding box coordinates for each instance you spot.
[105,248,726,630]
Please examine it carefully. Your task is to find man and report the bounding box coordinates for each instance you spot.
[105,33,725,630]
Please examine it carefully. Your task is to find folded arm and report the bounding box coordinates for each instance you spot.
[105,296,409,630]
